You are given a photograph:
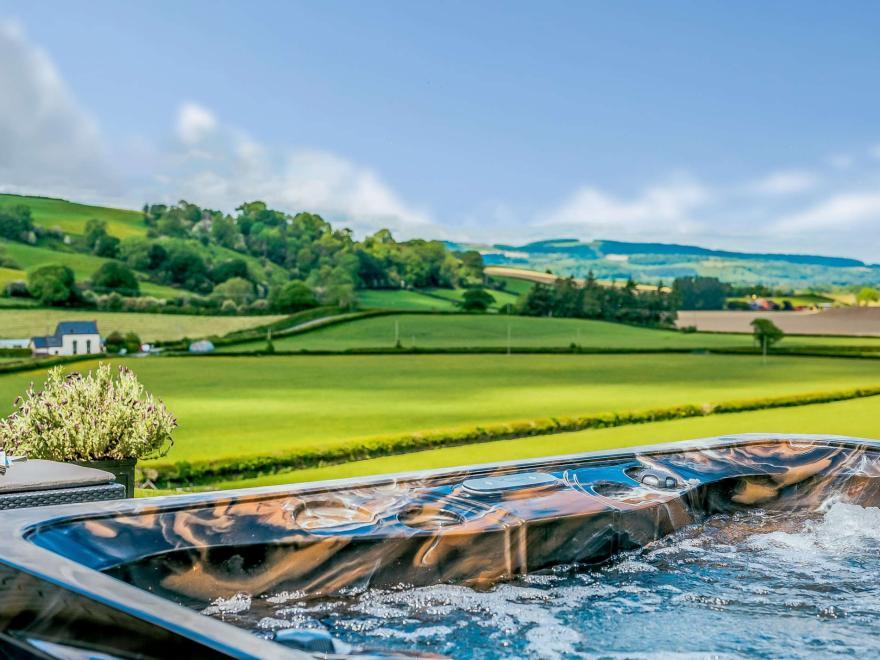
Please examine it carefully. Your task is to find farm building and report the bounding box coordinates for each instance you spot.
[30,321,103,357]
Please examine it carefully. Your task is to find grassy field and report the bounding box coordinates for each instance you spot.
[220,312,880,352]
[355,289,458,311]
[356,288,520,312]
[0,266,23,289]
[4,353,880,470]
[0,194,146,238]
[0,239,181,298]
[198,393,880,492]
[0,309,284,341]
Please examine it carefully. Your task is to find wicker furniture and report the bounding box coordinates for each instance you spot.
[0,459,125,509]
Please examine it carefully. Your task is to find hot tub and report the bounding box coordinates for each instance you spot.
[2,433,880,658]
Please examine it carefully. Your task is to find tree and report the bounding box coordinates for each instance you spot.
[211,277,254,304]
[751,318,784,359]
[459,250,485,280]
[269,280,318,312]
[672,276,730,310]
[91,262,139,295]
[123,331,142,353]
[94,235,121,258]
[0,204,34,241]
[211,258,250,284]
[460,288,495,312]
[27,264,77,305]
[856,287,879,306]
[104,331,125,353]
[84,218,108,249]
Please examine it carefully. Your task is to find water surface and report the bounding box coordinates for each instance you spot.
[203,501,880,658]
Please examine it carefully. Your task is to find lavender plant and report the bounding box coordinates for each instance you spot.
[0,364,176,461]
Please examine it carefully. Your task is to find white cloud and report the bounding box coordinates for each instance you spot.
[175,102,218,145]
[539,177,711,238]
[0,23,432,236]
[159,104,434,236]
[750,170,817,195]
[0,20,116,199]
[774,192,880,233]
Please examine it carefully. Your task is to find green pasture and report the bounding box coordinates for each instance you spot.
[199,393,880,492]
[0,194,146,238]
[220,312,880,352]
[0,266,24,289]
[4,353,880,470]
[0,309,284,342]
[355,289,459,311]
[0,240,181,298]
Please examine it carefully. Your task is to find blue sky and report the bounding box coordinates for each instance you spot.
[1,1,880,258]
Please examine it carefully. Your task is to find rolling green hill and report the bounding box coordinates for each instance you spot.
[0,239,181,298]
[0,194,146,238]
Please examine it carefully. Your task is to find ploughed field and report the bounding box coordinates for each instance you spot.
[0,309,284,342]
[3,353,880,473]
[222,312,880,352]
[677,308,880,336]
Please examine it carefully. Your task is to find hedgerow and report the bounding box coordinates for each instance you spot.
[144,384,880,487]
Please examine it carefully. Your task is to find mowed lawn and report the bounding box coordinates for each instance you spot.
[203,394,880,492]
[223,313,880,352]
[0,309,284,342]
[0,194,146,238]
[4,353,880,468]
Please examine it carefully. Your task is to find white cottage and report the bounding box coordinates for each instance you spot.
[30,321,103,357]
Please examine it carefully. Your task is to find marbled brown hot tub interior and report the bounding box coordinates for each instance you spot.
[3,434,880,658]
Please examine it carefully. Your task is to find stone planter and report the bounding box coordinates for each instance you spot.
[73,458,137,498]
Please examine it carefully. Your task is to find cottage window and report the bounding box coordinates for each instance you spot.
[72,340,78,355]
[86,339,92,353]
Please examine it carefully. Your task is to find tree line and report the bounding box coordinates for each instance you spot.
[515,273,677,327]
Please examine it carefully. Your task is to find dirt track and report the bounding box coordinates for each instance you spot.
[676,308,880,336]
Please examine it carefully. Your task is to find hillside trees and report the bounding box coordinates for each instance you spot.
[672,276,730,310]
[517,274,677,327]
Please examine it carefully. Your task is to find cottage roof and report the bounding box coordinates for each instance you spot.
[30,335,63,348]
[54,321,99,336]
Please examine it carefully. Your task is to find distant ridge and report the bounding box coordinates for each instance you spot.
[485,238,866,269]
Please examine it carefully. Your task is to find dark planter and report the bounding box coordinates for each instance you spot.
[74,458,137,498]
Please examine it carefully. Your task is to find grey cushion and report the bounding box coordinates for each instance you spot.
[0,460,115,494]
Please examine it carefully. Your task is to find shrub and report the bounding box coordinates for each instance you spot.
[459,288,496,312]
[104,331,124,353]
[0,364,176,461]
[27,264,77,305]
[4,280,29,298]
[270,280,318,312]
[91,261,140,296]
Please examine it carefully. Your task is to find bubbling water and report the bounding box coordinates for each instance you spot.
[202,501,880,658]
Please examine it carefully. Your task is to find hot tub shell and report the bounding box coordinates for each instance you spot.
[2,433,880,658]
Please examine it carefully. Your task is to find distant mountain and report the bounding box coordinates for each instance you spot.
[446,238,877,288]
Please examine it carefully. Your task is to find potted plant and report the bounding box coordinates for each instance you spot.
[0,364,176,497]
